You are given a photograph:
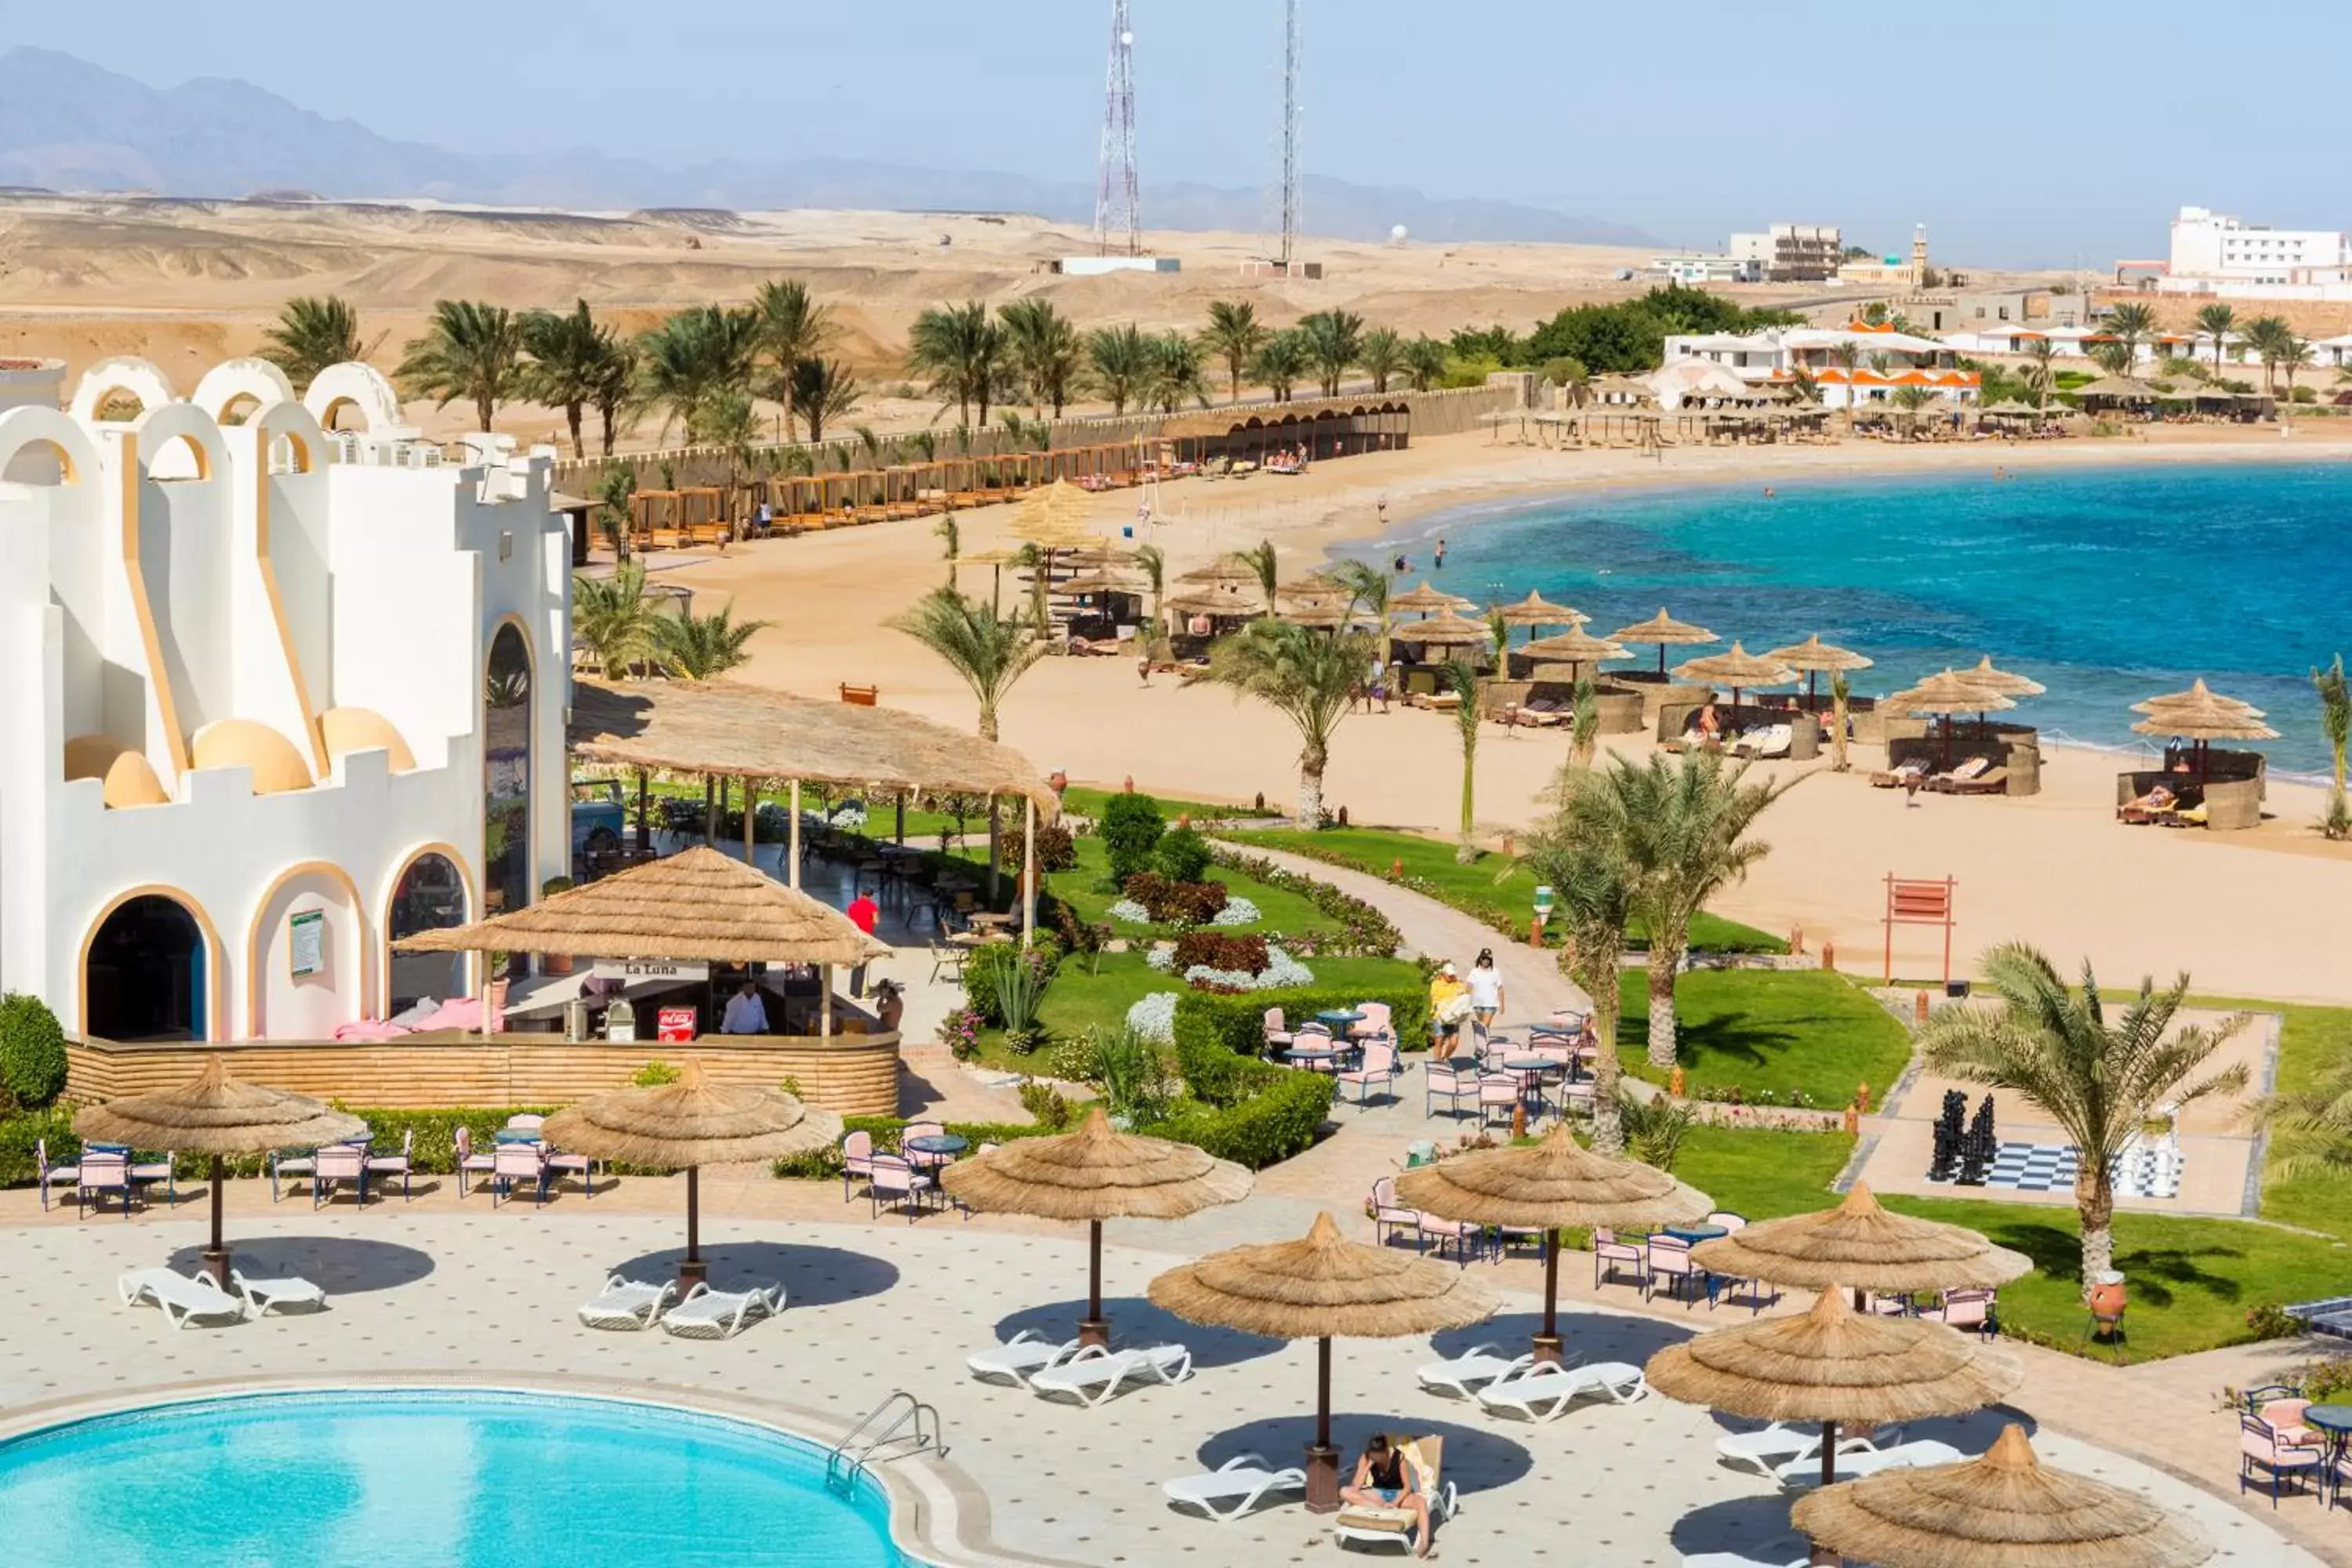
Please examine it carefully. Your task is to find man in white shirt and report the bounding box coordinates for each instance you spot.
[720,981,770,1035]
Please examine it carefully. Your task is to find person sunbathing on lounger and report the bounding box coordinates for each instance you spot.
[1341,1436,1432,1557]
[2118,782,2178,823]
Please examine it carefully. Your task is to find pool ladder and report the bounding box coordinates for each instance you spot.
[827,1389,943,1493]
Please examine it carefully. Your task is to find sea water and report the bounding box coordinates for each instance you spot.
[1359,459,2352,775]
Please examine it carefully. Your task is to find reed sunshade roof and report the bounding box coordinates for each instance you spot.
[1390,608,1494,647]
[1388,580,1475,615]
[1790,1424,2214,1568]
[942,1107,1252,1222]
[1008,481,1098,542]
[1887,670,2015,717]
[2073,376,2160,401]
[1165,588,1261,617]
[1767,634,1875,674]
[77,1054,365,1155]
[1494,590,1588,627]
[568,680,1059,815]
[540,1058,842,1170]
[1962,655,2046,699]
[957,546,1023,567]
[1056,569,1145,597]
[1690,1183,2031,1294]
[1675,641,1798,690]
[1610,608,1718,646]
[1180,556,1267,589]
[1976,399,2044,416]
[1150,1211,1498,1341]
[2129,678,2279,741]
[397,845,888,965]
[1517,628,1631,665]
[1645,1287,2023,1426]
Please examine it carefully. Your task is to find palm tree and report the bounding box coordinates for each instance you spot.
[1086,324,1150,416]
[2022,340,2060,408]
[652,602,773,679]
[396,300,526,432]
[1199,300,1269,403]
[1296,309,1365,397]
[1519,770,1636,1153]
[1359,328,1405,394]
[1133,543,1167,622]
[572,561,661,678]
[1402,336,1449,393]
[1235,540,1279,613]
[1828,339,1862,430]
[1191,622,1371,823]
[2239,314,2292,395]
[261,296,368,390]
[2088,341,2135,379]
[753,278,833,436]
[1889,384,1934,434]
[2278,330,2313,413]
[2194,303,2236,370]
[1443,659,1483,862]
[689,387,761,502]
[998,298,1084,419]
[590,335,637,456]
[906,301,1004,430]
[637,305,760,439]
[1587,751,1785,1070]
[593,462,636,558]
[2248,1056,2352,1185]
[2102,302,2156,372]
[1145,331,1212,413]
[1918,946,2247,1290]
[521,299,616,459]
[1252,330,1308,402]
[1828,670,1853,771]
[890,586,1048,743]
[1330,557,1389,658]
[1570,673,1600,769]
[934,514,960,583]
[2316,655,2351,839]
[789,358,859,443]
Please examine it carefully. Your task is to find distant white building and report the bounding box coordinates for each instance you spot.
[0,355,571,1043]
[2141,205,2352,300]
[1728,223,1842,282]
[1940,324,2205,366]
[1646,252,1762,285]
[1659,322,1979,408]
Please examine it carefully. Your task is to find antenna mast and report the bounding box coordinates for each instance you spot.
[1277,0,1301,270]
[1094,0,1141,257]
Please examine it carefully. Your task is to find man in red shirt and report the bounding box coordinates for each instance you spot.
[845,890,879,996]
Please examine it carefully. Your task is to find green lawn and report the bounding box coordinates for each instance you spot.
[927,835,1341,938]
[1061,786,1283,825]
[1617,968,1915,1109]
[1224,826,1784,953]
[2195,996,2352,1243]
[1675,1125,1856,1218]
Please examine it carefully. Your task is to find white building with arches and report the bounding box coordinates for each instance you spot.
[0,355,572,1044]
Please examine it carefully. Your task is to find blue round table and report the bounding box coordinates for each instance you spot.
[2303,1403,2352,1495]
[493,1129,544,1145]
[905,1134,969,1159]
[1664,1223,1728,1245]
[1316,1009,1366,1030]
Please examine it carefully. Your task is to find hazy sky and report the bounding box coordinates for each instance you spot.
[11,0,2352,267]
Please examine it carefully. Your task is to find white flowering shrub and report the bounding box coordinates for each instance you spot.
[1209,896,1262,927]
[1145,946,1176,971]
[1107,898,1153,924]
[1126,991,1180,1043]
[1183,946,1316,992]
[826,801,869,830]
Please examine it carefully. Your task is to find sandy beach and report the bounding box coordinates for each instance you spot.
[664,423,2352,1004]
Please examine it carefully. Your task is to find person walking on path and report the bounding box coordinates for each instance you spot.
[1465,947,1505,1047]
[1428,961,1470,1060]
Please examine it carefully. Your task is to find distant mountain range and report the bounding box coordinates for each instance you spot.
[0,47,1654,246]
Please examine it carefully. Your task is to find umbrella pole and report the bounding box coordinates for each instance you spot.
[1080,1219,1109,1348]
[679,1166,707,1298]
[1809,1425,1843,1565]
[1534,1229,1564,1364]
[1306,1334,1340,1513]
[205,1154,228,1290]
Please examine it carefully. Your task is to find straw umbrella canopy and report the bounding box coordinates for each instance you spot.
[1887,670,2013,764]
[1396,1122,1709,1363]
[1388,579,1475,617]
[2073,375,2158,404]
[1493,589,1588,630]
[955,546,1022,611]
[1277,572,1347,600]
[1164,587,1260,621]
[1790,1423,2214,1568]
[1611,607,1719,673]
[1057,568,1145,600]
[1769,634,1875,706]
[1976,399,2042,418]
[1690,1184,2031,1308]
[1518,626,1632,677]
[1280,604,1354,630]
[1007,479,1097,543]
[76,1056,365,1290]
[1646,1286,2024,1490]
[2129,678,2278,778]
[542,1058,841,1298]
[1178,555,1265,590]
[1389,607,1494,649]
[1962,655,2046,701]
[1149,1212,1499,1511]
[1675,641,1798,706]
[940,1107,1251,1347]
[2188,383,2238,405]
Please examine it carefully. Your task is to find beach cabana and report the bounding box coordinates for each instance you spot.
[1673,641,1797,706]
[1886,670,2012,764]
[1611,608,1719,674]
[543,1058,840,1298]
[1791,1424,2212,1568]
[1396,1123,1708,1363]
[2127,681,2278,829]
[1690,1184,2031,1313]
[2072,376,2160,413]
[2129,678,2278,775]
[1768,634,1874,706]
[76,1057,365,1290]
[1388,608,1493,651]
[1149,1213,1497,1511]
[1165,586,1262,629]
[1493,590,1588,632]
[941,1107,1250,1348]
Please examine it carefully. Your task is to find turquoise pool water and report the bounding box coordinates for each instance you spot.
[0,1389,909,1563]
[1363,459,2352,775]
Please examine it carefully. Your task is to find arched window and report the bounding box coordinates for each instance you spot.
[387,853,469,1014]
[86,894,207,1042]
[483,624,533,918]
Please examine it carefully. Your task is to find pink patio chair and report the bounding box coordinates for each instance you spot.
[1263,1007,1294,1050]
[2260,1396,2321,1451]
[902,1121,951,1171]
[1646,1232,1700,1308]
[34,1139,79,1212]
[129,1151,178,1207]
[1417,1209,1479,1265]
[840,1130,876,1203]
[866,1153,935,1221]
[2241,1414,2323,1506]
[1476,1073,1520,1128]
[1424,1058,1479,1120]
[491,1143,547,1207]
[1336,1041,1400,1108]
[365,1128,415,1202]
[1352,1002,1392,1040]
[1370,1177,1421,1249]
[77,1151,130,1219]
[1922,1287,1995,1337]
[1593,1226,1646,1290]
[546,1140,595,1199]
[314,1143,368,1209]
[452,1125,497,1198]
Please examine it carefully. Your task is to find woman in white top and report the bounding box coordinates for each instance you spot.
[1465,949,1504,1042]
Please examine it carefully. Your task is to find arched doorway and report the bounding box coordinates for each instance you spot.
[86,894,207,1041]
[387,851,470,1014]
[483,623,533,919]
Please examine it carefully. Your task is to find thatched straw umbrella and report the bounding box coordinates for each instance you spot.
[1494,590,1588,631]
[2130,678,2278,779]
[1390,608,1494,650]
[1646,1286,2022,1492]
[940,1106,1250,1348]
[1517,626,1631,678]
[1164,587,1261,622]
[1388,579,1474,618]
[1610,607,1719,673]
[1690,1184,2031,1312]
[1008,479,1098,543]
[1790,1423,2213,1568]
[1768,634,1874,706]
[1396,1122,1708,1363]
[1179,556,1266,590]
[542,1058,841,1298]
[1675,641,1798,707]
[1962,655,2045,702]
[1057,568,1145,601]
[1886,670,2013,764]
[75,1056,364,1289]
[1149,1212,1498,1510]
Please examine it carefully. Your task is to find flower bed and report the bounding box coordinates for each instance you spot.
[1204,849,1401,956]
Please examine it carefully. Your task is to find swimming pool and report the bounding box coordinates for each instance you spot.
[0,1388,914,1563]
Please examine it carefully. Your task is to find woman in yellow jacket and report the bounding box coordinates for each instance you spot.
[1428,961,1471,1061]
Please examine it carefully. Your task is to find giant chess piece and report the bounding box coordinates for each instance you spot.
[1958,1092,1998,1185]
[1928,1087,1966,1181]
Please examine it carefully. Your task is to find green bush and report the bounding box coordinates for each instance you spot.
[1155,825,1213,883]
[0,993,68,1109]
[1099,791,1167,884]
[1018,1081,1078,1130]
[1152,1070,1334,1167]
[962,941,1060,1026]
[0,1105,79,1185]
[1174,985,1431,1078]
[632,1060,681,1087]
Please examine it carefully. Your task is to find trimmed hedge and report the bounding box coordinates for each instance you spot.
[1174,985,1431,1079]
[0,992,68,1109]
[1153,1069,1333,1168]
[0,1105,78,1185]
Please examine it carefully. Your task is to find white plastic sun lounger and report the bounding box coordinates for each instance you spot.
[230,1269,325,1316]
[1029,1343,1192,1406]
[659,1282,783,1339]
[1773,1438,1965,1488]
[577,1275,675,1330]
[1681,1548,1811,1567]
[1417,1343,1530,1399]
[1162,1453,1308,1521]
[1715,1420,1904,1480]
[967,1329,1085,1388]
[118,1267,249,1330]
[1475,1358,1646,1421]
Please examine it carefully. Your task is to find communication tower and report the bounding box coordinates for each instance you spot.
[1094,1,1141,256]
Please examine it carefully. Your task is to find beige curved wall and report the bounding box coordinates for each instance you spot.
[249,864,368,1040]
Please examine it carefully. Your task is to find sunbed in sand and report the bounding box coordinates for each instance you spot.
[1870,757,1930,789]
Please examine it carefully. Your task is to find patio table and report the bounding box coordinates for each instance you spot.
[1663,1223,1728,1245]
[2306,1404,2352,1499]
[1314,1009,1366,1030]
[905,1134,969,1160]
[1285,1044,1346,1073]
[493,1130,546,1145]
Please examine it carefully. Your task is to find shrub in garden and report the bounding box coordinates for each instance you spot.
[1099,791,1167,884]
[1122,872,1229,926]
[1024,821,1078,874]
[1018,1080,1078,1130]
[961,941,1061,1025]
[0,992,68,1109]
[1154,826,1213,883]
[1173,931,1271,977]
[631,1060,681,1087]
